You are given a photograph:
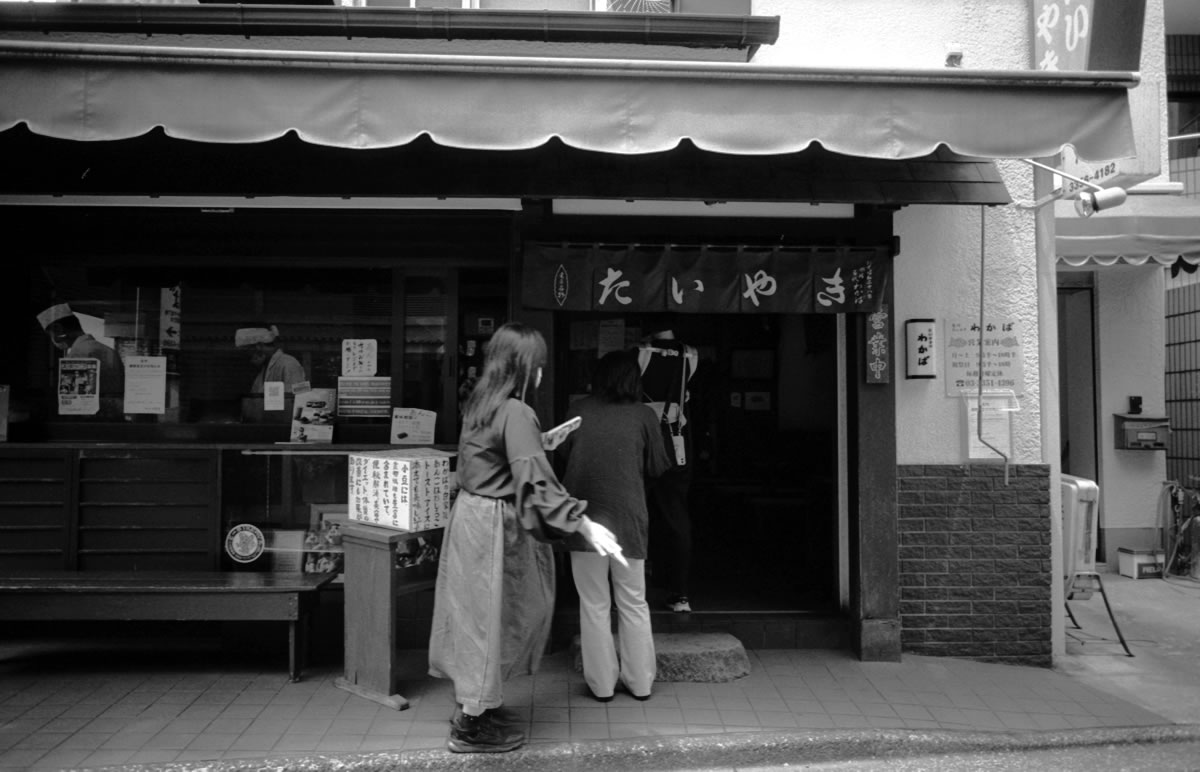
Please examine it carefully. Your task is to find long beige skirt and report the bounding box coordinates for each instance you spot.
[427,491,556,713]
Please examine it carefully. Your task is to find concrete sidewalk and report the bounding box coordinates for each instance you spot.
[0,635,1177,771]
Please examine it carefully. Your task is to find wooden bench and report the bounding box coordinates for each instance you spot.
[0,571,337,681]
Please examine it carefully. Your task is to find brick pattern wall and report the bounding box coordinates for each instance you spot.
[897,464,1052,667]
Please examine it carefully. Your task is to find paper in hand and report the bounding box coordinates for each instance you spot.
[541,415,582,450]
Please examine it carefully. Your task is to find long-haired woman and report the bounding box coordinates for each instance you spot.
[428,322,624,754]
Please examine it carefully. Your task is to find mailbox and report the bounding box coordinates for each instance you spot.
[1113,414,1169,451]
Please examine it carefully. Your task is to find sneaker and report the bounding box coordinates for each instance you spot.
[447,711,526,753]
[666,595,691,613]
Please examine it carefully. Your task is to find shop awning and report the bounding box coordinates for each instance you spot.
[1055,196,1200,266]
[0,40,1138,163]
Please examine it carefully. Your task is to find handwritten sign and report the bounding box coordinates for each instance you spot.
[342,339,378,377]
[1032,0,1094,71]
[944,319,1025,397]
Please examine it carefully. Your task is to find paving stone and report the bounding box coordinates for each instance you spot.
[571,632,751,683]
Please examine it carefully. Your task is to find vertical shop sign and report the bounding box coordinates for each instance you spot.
[944,319,1025,396]
[159,286,181,351]
[866,304,891,384]
[1033,0,1094,71]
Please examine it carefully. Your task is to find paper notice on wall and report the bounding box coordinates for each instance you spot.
[963,395,1013,461]
[342,339,378,377]
[264,381,286,412]
[57,358,99,415]
[945,318,1024,397]
[391,407,436,445]
[123,356,167,414]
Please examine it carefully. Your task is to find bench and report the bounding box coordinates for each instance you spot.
[0,571,337,681]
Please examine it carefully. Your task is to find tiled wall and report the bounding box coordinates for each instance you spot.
[1170,157,1200,199]
[897,464,1053,667]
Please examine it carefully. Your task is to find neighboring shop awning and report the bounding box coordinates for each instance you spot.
[0,41,1137,163]
[1056,196,1200,267]
[522,244,889,314]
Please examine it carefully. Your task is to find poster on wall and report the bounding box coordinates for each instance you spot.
[57,358,99,415]
[944,318,1024,397]
[962,394,1015,461]
[123,356,167,414]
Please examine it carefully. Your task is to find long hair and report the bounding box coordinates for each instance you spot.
[462,322,548,431]
[591,350,641,404]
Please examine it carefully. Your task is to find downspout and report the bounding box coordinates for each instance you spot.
[1031,162,1067,663]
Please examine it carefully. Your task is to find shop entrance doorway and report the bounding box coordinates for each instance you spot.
[553,312,840,614]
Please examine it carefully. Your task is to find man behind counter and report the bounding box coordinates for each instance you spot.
[36,302,125,403]
[235,323,307,395]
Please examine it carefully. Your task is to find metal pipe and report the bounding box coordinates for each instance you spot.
[0,39,1141,88]
[0,4,779,49]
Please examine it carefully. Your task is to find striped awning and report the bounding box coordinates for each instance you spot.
[1056,196,1200,267]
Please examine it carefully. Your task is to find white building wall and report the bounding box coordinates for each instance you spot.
[1061,1,1168,565]
[751,0,1043,465]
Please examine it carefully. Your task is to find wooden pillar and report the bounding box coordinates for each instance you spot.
[848,284,900,661]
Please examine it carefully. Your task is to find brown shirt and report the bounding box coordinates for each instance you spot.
[558,397,671,560]
[456,398,586,542]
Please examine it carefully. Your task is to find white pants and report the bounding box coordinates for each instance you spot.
[570,551,656,698]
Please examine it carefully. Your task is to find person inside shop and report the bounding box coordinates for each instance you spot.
[558,350,671,703]
[428,321,625,754]
[37,302,125,416]
[637,323,699,613]
[235,323,307,395]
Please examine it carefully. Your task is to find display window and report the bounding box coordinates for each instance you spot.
[8,263,508,444]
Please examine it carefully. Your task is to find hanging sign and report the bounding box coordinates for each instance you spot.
[159,286,182,351]
[867,304,892,384]
[523,245,889,315]
[1032,0,1093,72]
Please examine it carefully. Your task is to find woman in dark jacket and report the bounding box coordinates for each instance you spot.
[558,350,672,701]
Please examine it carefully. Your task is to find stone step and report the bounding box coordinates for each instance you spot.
[570,631,750,683]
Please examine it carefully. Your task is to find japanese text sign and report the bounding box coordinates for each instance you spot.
[944,319,1025,397]
[1033,0,1094,71]
[523,245,890,315]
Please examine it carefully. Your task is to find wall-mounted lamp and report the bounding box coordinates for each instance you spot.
[1074,186,1128,217]
[905,318,937,379]
[1016,158,1128,218]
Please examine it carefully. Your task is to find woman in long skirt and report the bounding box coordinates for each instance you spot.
[428,322,624,754]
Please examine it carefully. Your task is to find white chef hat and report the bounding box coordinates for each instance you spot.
[36,303,74,330]
[235,325,280,348]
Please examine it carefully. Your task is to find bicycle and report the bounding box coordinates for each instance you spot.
[1158,479,1200,580]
